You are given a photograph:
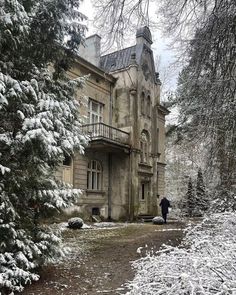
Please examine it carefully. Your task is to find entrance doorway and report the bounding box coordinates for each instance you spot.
[139,182,149,214]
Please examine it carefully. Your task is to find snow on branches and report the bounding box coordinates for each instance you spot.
[125,212,236,295]
[0,0,87,292]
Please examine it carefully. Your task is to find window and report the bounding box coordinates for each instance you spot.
[63,154,72,166]
[87,160,102,190]
[88,99,103,124]
[140,131,149,163]
[156,128,159,154]
[141,92,145,115]
[62,155,73,185]
[141,183,145,200]
[141,93,151,118]
[146,95,151,117]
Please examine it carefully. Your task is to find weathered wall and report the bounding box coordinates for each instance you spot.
[56,30,168,220]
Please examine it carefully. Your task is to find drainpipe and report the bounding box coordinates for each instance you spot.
[107,81,113,220]
[128,147,132,221]
[109,84,113,125]
[108,153,112,220]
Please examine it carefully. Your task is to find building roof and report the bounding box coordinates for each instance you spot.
[99,26,154,73]
[100,45,136,72]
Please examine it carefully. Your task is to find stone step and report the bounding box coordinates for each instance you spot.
[138,215,155,222]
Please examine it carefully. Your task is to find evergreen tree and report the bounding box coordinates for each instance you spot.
[196,168,209,215]
[181,177,195,217]
[0,0,87,292]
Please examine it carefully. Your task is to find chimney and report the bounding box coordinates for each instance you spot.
[136,26,153,48]
[78,34,101,67]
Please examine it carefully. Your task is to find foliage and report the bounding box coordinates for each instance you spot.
[182,177,195,217]
[92,0,154,51]
[0,0,87,292]
[176,169,209,218]
[125,211,236,294]
[165,132,203,204]
[171,0,236,194]
[210,190,236,213]
[196,168,209,214]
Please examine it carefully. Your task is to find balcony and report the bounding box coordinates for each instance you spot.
[82,122,130,153]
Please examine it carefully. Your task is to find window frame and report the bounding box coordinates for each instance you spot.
[88,98,104,124]
[146,95,151,118]
[140,131,150,164]
[141,92,145,116]
[87,160,102,190]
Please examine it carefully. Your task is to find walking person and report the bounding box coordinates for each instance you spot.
[159,196,171,224]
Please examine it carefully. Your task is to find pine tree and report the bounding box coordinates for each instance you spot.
[0,0,87,292]
[196,168,209,215]
[181,177,195,217]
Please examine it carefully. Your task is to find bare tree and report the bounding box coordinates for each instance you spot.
[92,0,158,51]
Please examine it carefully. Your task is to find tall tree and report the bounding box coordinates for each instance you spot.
[196,168,209,215]
[181,177,195,217]
[175,0,236,194]
[0,0,86,292]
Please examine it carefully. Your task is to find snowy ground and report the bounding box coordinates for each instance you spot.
[21,220,185,295]
[124,213,236,294]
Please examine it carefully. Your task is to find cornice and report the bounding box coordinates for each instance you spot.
[74,55,117,84]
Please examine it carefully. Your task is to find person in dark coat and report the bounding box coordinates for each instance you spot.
[159,197,171,224]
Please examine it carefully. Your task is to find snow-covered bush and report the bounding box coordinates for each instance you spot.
[210,190,236,213]
[152,216,164,225]
[125,212,236,294]
[68,217,84,229]
[0,0,87,292]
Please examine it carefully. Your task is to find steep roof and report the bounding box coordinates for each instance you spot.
[100,45,136,72]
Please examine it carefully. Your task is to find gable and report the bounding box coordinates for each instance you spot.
[139,44,156,83]
[100,43,157,84]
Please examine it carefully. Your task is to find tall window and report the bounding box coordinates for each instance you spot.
[146,95,151,117]
[88,99,103,124]
[62,155,73,185]
[140,93,151,118]
[140,131,149,163]
[87,160,102,190]
[141,92,145,115]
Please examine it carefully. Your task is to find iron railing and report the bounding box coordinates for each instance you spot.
[82,122,130,145]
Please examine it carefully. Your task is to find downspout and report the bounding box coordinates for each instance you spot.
[108,153,112,220]
[107,83,113,220]
[109,83,113,125]
[128,147,132,220]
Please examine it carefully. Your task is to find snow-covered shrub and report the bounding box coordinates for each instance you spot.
[210,190,236,213]
[125,212,236,294]
[152,216,164,225]
[68,217,84,229]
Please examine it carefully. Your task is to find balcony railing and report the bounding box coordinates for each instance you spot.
[82,122,130,145]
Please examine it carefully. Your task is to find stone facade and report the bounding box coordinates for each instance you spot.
[57,27,169,220]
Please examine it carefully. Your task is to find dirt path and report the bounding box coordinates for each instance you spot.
[22,221,185,295]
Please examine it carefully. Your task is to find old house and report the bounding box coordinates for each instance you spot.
[57,27,169,220]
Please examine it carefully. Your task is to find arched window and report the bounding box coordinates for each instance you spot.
[141,92,145,115]
[87,160,102,190]
[146,95,151,117]
[140,131,149,163]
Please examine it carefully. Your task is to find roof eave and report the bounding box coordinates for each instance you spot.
[74,55,117,83]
